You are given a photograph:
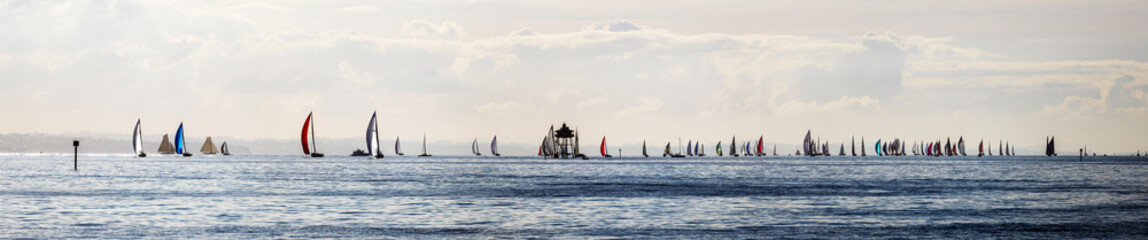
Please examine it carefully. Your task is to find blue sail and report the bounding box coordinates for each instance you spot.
[175,123,185,154]
[694,142,700,155]
[875,140,882,156]
[687,140,693,156]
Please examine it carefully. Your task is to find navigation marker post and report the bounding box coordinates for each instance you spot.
[73,140,79,170]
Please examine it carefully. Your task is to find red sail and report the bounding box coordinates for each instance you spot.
[757,136,764,154]
[600,137,607,157]
[301,113,312,155]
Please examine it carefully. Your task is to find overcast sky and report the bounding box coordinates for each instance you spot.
[2,0,1146,154]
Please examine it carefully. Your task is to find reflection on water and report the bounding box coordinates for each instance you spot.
[1,154,1147,238]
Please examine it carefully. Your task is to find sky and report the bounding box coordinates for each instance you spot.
[1,0,1147,155]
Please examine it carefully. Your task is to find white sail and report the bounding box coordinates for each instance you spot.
[395,137,403,155]
[472,138,481,155]
[366,112,380,156]
[803,130,812,156]
[133,119,145,156]
[491,136,500,156]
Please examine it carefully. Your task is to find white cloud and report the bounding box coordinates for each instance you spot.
[476,101,523,113]
[403,19,464,40]
[582,19,644,32]
[614,97,663,117]
[337,5,376,12]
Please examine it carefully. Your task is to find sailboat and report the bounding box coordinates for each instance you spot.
[221,141,231,156]
[988,141,992,156]
[851,136,856,156]
[978,140,984,157]
[773,144,777,156]
[642,140,648,157]
[1005,142,1010,156]
[756,136,764,157]
[686,140,694,156]
[699,143,705,157]
[716,141,723,156]
[472,138,482,156]
[600,136,612,158]
[957,137,966,156]
[1045,137,1057,156]
[158,134,175,154]
[491,136,501,157]
[200,136,219,155]
[175,122,192,157]
[418,133,432,157]
[362,112,384,158]
[803,131,812,157]
[861,137,866,156]
[395,137,404,156]
[999,140,1003,156]
[132,119,147,157]
[301,112,324,157]
[875,139,882,156]
[839,144,845,156]
[731,136,738,157]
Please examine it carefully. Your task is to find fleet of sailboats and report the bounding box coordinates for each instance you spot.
[129,116,1049,158]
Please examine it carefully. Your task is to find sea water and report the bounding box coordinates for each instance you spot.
[1,154,1146,239]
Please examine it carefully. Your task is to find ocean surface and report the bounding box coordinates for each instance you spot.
[2,154,1147,239]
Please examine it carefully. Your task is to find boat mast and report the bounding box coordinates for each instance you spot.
[374,115,380,155]
[311,112,318,153]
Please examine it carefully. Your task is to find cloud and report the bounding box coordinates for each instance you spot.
[614,97,663,117]
[576,97,608,108]
[1041,75,1148,118]
[403,19,464,40]
[476,101,523,113]
[582,19,644,32]
[789,32,908,102]
[337,5,377,12]
[511,28,537,37]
